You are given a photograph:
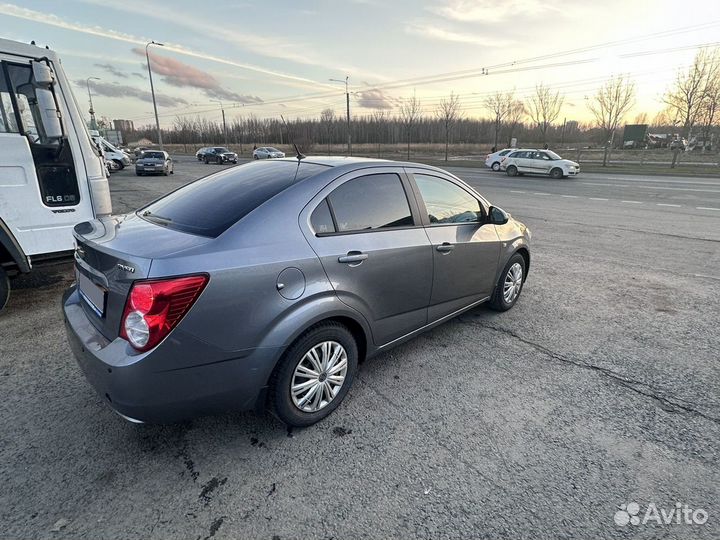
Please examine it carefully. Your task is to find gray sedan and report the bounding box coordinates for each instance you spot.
[63,158,531,427]
[134,150,173,176]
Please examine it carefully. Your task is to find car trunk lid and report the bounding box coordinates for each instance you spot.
[73,213,211,341]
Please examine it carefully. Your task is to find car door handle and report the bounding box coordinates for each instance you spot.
[436,242,455,253]
[338,251,368,264]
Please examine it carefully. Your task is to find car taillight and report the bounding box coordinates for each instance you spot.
[120,275,208,352]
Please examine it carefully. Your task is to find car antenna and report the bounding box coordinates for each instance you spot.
[280,114,305,161]
[293,143,305,161]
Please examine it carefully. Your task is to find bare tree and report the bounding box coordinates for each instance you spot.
[698,72,720,151]
[505,100,525,147]
[633,112,648,125]
[663,48,720,139]
[526,84,564,145]
[372,110,386,157]
[483,91,513,149]
[320,108,335,153]
[587,75,636,166]
[436,92,462,161]
[399,92,423,160]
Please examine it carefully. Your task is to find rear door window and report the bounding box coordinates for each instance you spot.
[140,160,329,237]
[327,173,413,233]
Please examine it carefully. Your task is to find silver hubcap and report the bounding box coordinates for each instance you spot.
[503,262,523,303]
[291,341,348,413]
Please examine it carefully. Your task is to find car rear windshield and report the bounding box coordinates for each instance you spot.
[138,160,329,237]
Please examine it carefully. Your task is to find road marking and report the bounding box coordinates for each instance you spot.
[583,182,629,187]
[533,192,550,195]
[621,200,643,204]
[510,190,526,193]
[656,203,681,207]
[561,195,579,198]
[589,197,608,201]
[697,206,720,211]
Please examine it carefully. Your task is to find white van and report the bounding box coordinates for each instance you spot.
[0,38,112,309]
[89,130,131,169]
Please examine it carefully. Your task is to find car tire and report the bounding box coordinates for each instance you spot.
[112,159,124,170]
[216,156,223,164]
[0,267,10,312]
[491,162,501,171]
[204,158,209,164]
[253,155,259,160]
[506,165,518,177]
[232,160,237,164]
[489,253,526,312]
[550,167,564,179]
[269,322,358,427]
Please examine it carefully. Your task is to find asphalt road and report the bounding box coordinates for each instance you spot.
[1,157,718,540]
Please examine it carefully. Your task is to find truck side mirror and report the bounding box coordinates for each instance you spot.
[35,88,63,139]
[32,61,55,85]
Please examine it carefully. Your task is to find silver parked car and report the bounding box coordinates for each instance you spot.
[63,158,531,427]
[253,146,285,159]
[134,150,173,176]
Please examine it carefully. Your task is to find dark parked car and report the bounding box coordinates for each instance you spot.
[201,146,238,164]
[64,158,531,427]
[134,150,174,176]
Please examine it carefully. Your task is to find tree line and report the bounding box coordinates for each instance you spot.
[119,48,720,166]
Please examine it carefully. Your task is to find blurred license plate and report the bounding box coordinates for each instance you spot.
[78,271,106,317]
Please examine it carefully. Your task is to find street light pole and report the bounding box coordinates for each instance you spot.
[86,77,100,131]
[145,40,165,150]
[330,76,351,155]
[211,99,227,145]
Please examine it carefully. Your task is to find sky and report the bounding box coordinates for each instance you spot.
[1,0,719,128]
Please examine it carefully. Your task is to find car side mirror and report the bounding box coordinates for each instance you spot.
[488,206,509,225]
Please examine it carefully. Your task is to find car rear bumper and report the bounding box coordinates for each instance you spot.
[62,286,282,423]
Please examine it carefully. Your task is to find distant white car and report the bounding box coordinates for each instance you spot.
[501,149,580,179]
[485,148,516,171]
[253,146,285,159]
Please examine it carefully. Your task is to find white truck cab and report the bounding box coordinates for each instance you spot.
[0,38,112,310]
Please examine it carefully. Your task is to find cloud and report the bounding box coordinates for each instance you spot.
[78,79,188,107]
[355,88,396,110]
[132,72,146,79]
[428,0,561,23]
[1,2,327,89]
[406,23,513,47]
[94,63,129,78]
[132,48,262,104]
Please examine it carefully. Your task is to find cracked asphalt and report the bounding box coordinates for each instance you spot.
[1,157,718,539]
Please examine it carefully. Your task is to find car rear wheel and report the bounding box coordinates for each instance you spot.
[270,322,358,427]
[253,155,259,160]
[489,253,526,311]
[204,157,209,164]
[492,162,501,171]
[550,167,564,179]
[0,267,10,311]
[506,165,518,177]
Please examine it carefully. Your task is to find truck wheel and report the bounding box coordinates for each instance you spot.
[0,267,10,312]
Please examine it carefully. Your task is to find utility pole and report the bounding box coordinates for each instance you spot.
[330,76,351,155]
[211,99,227,145]
[86,77,100,130]
[145,40,164,150]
